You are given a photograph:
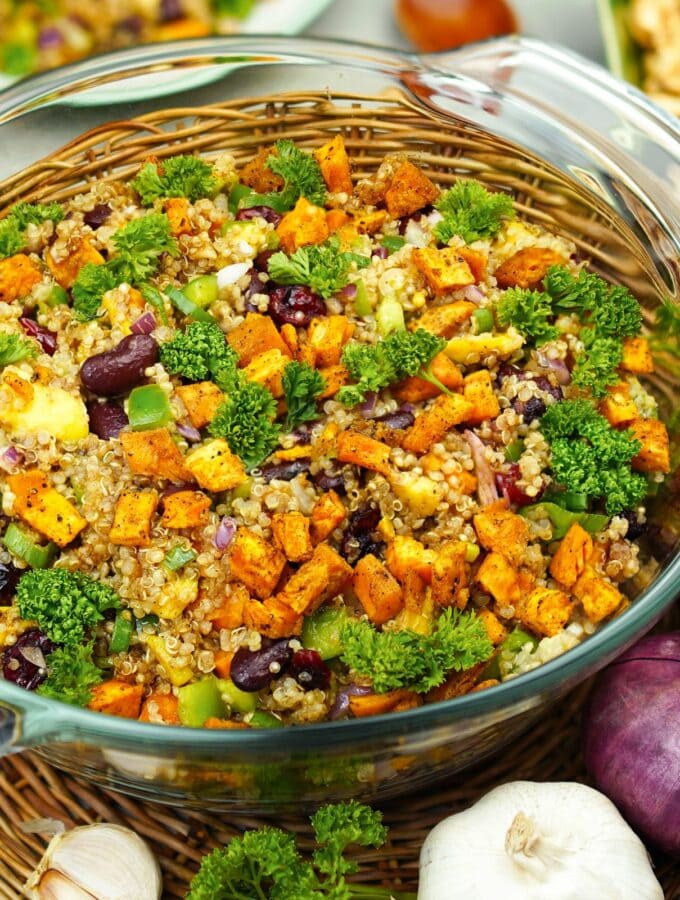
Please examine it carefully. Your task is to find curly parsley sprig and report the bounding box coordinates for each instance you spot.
[268,236,369,300]
[434,180,515,245]
[240,139,327,213]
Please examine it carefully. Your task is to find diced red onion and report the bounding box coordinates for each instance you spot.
[399,402,415,413]
[131,312,157,335]
[38,27,63,49]
[360,392,377,417]
[464,430,499,506]
[0,446,22,473]
[463,284,485,304]
[371,247,389,260]
[216,262,252,289]
[536,351,571,385]
[19,645,47,669]
[340,283,358,299]
[330,684,373,720]
[177,423,201,443]
[19,318,57,356]
[404,218,428,248]
[426,209,444,226]
[214,516,237,551]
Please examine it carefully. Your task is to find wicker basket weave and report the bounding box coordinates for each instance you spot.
[0,89,678,896]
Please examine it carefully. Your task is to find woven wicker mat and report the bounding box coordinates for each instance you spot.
[1,665,678,897]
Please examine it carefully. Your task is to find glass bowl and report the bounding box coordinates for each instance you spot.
[0,36,678,811]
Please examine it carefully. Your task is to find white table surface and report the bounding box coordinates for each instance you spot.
[1,0,605,178]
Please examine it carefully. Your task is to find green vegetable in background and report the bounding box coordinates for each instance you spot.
[340,608,493,694]
[282,360,325,431]
[434,180,515,245]
[268,236,369,300]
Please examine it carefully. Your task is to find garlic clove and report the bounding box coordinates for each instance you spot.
[25,824,162,900]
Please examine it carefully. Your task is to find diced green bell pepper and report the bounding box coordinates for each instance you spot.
[163,545,197,572]
[505,439,524,462]
[136,613,160,633]
[227,183,254,214]
[376,297,405,336]
[182,274,219,309]
[127,384,173,431]
[472,308,494,334]
[354,279,372,317]
[482,627,538,680]
[216,678,258,714]
[302,606,348,660]
[165,286,215,323]
[249,710,284,729]
[520,502,609,541]
[110,611,134,654]
[177,677,226,727]
[2,523,57,568]
[381,235,406,254]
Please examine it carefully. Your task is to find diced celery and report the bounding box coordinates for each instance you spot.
[473,308,494,334]
[354,279,372,317]
[165,286,215,323]
[505,440,524,462]
[163,545,197,572]
[177,677,226,727]
[182,275,219,309]
[376,297,405,336]
[216,678,258,714]
[249,710,284,729]
[127,384,173,431]
[2,523,57,568]
[301,606,348,660]
[110,611,133,654]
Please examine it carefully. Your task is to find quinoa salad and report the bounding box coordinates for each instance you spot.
[0,136,671,729]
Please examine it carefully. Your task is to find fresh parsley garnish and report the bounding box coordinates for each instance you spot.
[0,202,64,259]
[37,642,104,707]
[209,379,280,470]
[282,360,325,431]
[496,287,559,347]
[434,180,515,245]
[132,155,217,206]
[268,236,369,300]
[0,332,38,367]
[240,139,327,213]
[160,320,238,386]
[71,264,118,321]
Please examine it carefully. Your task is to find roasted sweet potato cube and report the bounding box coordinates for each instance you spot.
[476,607,508,646]
[276,197,329,254]
[431,540,469,608]
[599,381,638,428]
[239,145,282,193]
[463,370,501,425]
[315,134,353,194]
[494,248,566,289]
[402,394,474,455]
[227,313,290,366]
[88,680,144,718]
[384,161,439,218]
[385,535,436,584]
[243,348,289,398]
[272,511,313,563]
[351,209,387,235]
[161,490,210,529]
[319,365,349,398]
[326,209,350,233]
[308,315,355,367]
[458,247,488,283]
[455,470,477,495]
[203,717,250,729]
[229,528,286,599]
[139,692,180,725]
[630,417,670,473]
[8,470,87,547]
[276,543,352,615]
[393,353,463,403]
[280,322,299,356]
[154,16,210,39]
[411,300,476,337]
[549,522,593,588]
[209,585,249,631]
[426,661,489,702]
[349,688,418,717]
[475,551,521,606]
[413,249,475,296]
[110,490,158,547]
[573,567,625,624]
[336,430,391,475]
[164,197,192,236]
[176,381,224,429]
[621,336,654,374]
[310,489,347,544]
[516,587,572,637]
[46,237,105,289]
[473,500,530,566]
[0,254,42,302]
[185,438,246,492]
[120,428,191,483]
[353,554,404,625]
[244,595,303,639]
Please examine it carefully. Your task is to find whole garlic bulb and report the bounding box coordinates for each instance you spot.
[418,781,663,900]
[25,823,162,900]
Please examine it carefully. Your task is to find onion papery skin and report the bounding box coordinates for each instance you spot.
[582,632,680,857]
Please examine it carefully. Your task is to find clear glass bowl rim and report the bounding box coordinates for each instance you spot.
[0,34,679,752]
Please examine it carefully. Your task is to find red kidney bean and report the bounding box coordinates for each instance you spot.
[290,649,331,690]
[80,334,158,397]
[313,466,347,495]
[2,628,57,690]
[236,206,282,226]
[87,401,129,439]
[259,459,311,483]
[0,562,20,606]
[19,318,57,356]
[230,639,292,692]
[83,204,112,229]
[268,285,326,328]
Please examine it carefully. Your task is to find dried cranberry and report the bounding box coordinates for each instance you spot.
[159,0,183,21]
[268,285,326,329]
[254,249,277,272]
[0,562,21,606]
[83,204,112,229]
[2,629,57,690]
[620,509,646,540]
[313,466,346,495]
[532,375,563,404]
[496,363,526,383]
[236,206,282,226]
[496,465,536,507]
[118,14,142,35]
[259,459,310,483]
[520,396,547,424]
[290,649,331,691]
[19,318,57,356]
[244,272,267,301]
[340,505,381,563]
[374,410,415,430]
[230,639,292,692]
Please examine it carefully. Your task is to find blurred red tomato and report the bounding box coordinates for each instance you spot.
[395,0,517,52]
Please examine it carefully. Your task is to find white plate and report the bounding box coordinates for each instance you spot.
[0,0,334,105]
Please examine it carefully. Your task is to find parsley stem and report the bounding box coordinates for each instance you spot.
[418,365,454,397]
[347,886,417,899]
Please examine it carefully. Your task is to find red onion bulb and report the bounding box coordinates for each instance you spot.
[582,632,680,857]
